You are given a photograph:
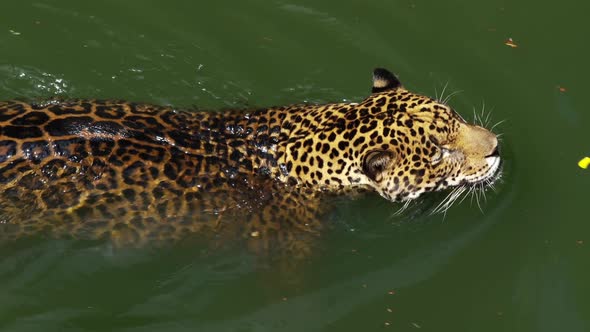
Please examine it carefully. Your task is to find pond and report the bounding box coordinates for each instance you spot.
[0,1,589,331]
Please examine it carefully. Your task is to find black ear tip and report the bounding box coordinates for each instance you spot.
[373,68,396,79]
[372,67,402,93]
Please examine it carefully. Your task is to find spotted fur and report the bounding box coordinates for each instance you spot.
[0,68,501,252]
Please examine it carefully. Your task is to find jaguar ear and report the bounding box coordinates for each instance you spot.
[372,68,402,93]
[362,150,396,181]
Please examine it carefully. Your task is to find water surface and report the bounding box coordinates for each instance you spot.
[1,1,589,331]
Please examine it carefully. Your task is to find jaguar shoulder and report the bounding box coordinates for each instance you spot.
[0,68,502,253]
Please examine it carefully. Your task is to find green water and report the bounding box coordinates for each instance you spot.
[1,1,589,331]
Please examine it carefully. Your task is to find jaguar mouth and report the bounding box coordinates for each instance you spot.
[456,155,502,187]
[430,158,503,215]
[473,155,503,185]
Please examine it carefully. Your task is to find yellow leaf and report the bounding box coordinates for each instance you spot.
[578,157,590,169]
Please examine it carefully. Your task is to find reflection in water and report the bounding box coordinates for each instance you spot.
[0,199,499,331]
[124,208,499,331]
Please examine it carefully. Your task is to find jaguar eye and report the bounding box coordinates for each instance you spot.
[431,148,443,165]
[431,146,452,165]
[429,136,445,165]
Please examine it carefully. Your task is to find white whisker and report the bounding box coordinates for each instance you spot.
[480,101,486,124]
[439,81,449,103]
[391,199,412,217]
[480,183,488,203]
[431,188,456,215]
[490,119,507,132]
[458,186,473,205]
[484,108,494,128]
[475,186,483,213]
[442,90,463,104]
[431,186,466,215]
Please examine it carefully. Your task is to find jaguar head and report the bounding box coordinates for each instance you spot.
[359,68,502,204]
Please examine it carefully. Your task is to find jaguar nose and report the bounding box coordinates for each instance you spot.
[486,145,500,158]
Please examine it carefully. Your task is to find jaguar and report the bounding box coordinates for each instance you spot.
[0,68,501,254]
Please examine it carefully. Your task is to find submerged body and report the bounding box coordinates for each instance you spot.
[0,69,501,252]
